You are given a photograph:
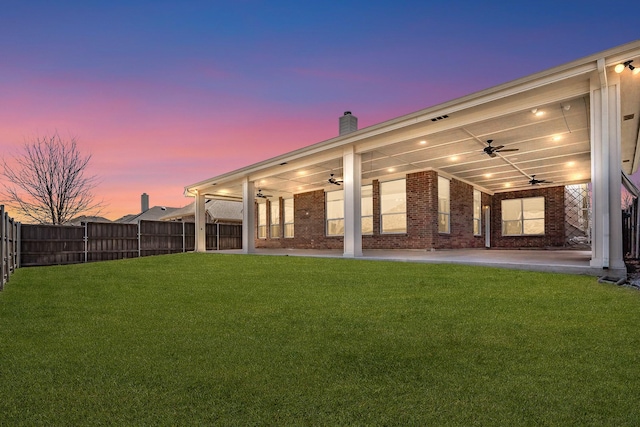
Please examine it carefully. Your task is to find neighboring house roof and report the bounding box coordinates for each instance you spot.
[183,40,640,201]
[160,199,243,222]
[115,206,180,224]
[66,215,112,226]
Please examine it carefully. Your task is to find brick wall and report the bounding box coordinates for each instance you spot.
[436,177,486,249]
[490,186,565,248]
[254,173,565,250]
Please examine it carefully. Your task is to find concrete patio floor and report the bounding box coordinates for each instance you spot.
[214,248,622,278]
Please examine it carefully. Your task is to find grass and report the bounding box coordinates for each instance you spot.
[1,253,640,425]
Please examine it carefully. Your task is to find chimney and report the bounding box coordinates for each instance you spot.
[141,193,149,212]
[339,111,358,136]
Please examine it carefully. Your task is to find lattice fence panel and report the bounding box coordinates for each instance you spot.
[564,184,591,248]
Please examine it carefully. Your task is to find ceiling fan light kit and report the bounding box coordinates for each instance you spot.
[328,173,343,186]
[483,139,519,158]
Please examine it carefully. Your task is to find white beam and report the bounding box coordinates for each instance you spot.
[589,60,625,274]
[343,146,362,257]
[242,178,256,254]
[194,191,206,252]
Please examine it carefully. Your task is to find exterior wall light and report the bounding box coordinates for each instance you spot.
[615,60,640,75]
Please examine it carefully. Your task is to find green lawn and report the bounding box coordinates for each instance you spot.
[1,253,639,426]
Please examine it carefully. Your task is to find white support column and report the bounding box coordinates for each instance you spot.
[194,191,206,252]
[590,59,625,273]
[242,178,256,254]
[343,146,362,257]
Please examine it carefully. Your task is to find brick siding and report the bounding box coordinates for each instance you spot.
[255,171,566,250]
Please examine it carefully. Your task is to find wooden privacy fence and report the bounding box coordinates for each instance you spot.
[1,206,20,290]
[20,220,242,267]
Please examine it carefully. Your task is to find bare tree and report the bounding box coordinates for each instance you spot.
[1,133,102,224]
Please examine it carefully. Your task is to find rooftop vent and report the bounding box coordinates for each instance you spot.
[339,111,358,135]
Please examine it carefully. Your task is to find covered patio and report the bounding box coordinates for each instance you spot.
[187,41,640,281]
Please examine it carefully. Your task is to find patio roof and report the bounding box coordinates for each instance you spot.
[185,40,640,200]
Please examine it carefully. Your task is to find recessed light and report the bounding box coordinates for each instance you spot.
[387,168,396,172]
[484,173,493,178]
[532,108,544,117]
[504,183,511,188]
[567,161,575,167]
[552,135,562,142]
[419,140,427,145]
[450,156,459,161]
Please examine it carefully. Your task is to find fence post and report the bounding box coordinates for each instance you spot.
[138,221,141,258]
[1,205,5,290]
[216,223,220,251]
[83,222,88,263]
[182,221,186,253]
[8,215,14,276]
[16,222,21,269]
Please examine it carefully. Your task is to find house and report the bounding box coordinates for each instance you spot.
[66,215,112,226]
[160,199,242,224]
[114,193,180,224]
[184,41,640,279]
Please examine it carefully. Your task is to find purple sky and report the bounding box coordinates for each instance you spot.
[1,1,638,220]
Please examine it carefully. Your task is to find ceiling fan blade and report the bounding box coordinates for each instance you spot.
[496,148,519,152]
[489,152,497,158]
[494,145,505,150]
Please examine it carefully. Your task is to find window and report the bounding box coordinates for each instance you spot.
[380,179,406,233]
[284,198,294,238]
[473,189,482,236]
[502,197,545,236]
[438,177,450,233]
[257,203,267,239]
[270,201,280,238]
[362,185,373,235]
[326,186,376,236]
[326,190,344,236]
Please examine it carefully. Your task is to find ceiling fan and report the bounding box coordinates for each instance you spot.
[256,189,272,198]
[529,175,552,185]
[328,174,343,186]
[483,139,519,158]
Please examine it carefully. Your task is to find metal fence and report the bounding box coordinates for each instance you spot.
[20,220,242,267]
[624,199,639,259]
[0,206,20,290]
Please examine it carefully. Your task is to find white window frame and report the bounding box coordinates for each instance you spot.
[326,189,344,236]
[284,198,294,238]
[257,203,267,239]
[501,197,545,236]
[473,189,482,236]
[438,176,450,234]
[380,179,407,234]
[361,184,373,235]
[270,200,280,238]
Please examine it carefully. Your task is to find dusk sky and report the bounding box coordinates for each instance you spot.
[2,1,638,220]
